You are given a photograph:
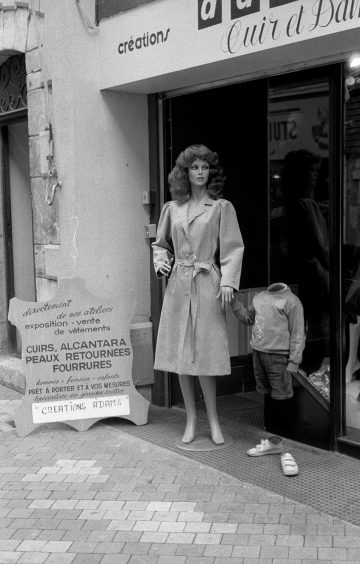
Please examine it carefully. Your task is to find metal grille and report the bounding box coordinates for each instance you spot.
[0,54,27,115]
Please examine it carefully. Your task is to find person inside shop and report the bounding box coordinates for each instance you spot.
[283,150,329,375]
[152,144,244,445]
[232,282,305,475]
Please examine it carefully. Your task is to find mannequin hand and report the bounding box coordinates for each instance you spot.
[217,285,234,310]
[158,258,174,277]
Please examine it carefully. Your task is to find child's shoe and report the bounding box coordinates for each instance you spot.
[247,438,282,456]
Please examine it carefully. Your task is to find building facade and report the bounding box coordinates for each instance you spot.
[1,0,360,456]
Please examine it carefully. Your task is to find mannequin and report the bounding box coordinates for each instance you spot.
[152,144,244,444]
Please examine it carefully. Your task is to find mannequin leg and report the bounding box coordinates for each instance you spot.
[178,374,196,443]
[198,376,224,445]
[346,317,360,383]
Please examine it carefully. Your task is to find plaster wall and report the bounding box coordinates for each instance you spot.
[43,0,151,321]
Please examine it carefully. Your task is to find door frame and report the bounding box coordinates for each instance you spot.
[0,109,29,352]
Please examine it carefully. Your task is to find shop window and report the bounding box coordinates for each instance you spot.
[343,68,360,438]
[269,78,330,399]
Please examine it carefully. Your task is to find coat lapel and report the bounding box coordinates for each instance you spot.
[188,194,213,225]
[176,200,190,239]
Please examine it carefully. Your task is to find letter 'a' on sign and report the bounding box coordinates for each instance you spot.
[198,0,222,30]
[231,0,260,20]
[269,0,297,6]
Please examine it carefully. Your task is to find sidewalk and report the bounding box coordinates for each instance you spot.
[1,386,360,564]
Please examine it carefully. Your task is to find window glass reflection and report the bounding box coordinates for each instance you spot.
[269,80,330,401]
[344,70,360,435]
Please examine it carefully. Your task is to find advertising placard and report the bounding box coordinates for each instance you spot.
[8,277,149,437]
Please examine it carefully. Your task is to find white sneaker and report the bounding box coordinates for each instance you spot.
[247,438,282,457]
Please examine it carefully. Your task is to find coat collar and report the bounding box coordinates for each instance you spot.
[176,194,214,238]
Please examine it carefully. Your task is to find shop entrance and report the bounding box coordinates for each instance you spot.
[159,67,337,448]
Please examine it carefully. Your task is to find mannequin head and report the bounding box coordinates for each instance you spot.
[168,144,225,202]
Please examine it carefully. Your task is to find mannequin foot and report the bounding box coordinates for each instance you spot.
[182,421,196,443]
[210,422,224,445]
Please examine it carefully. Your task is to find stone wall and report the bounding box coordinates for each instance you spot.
[0,1,59,312]
[0,1,60,352]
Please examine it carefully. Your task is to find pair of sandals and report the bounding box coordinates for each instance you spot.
[281,452,299,476]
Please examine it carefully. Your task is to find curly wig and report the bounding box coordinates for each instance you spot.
[168,144,225,202]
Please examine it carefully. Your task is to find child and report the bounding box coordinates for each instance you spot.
[232,282,305,459]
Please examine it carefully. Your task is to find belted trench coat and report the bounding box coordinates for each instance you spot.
[152,194,244,376]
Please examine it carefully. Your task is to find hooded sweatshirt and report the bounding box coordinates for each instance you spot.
[232,283,305,373]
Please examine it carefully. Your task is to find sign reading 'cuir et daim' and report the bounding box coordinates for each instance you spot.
[100,0,360,90]
[8,277,149,437]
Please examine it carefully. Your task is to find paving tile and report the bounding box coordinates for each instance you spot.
[146,501,172,511]
[274,534,304,546]
[170,502,196,512]
[0,552,21,563]
[43,554,76,564]
[107,520,136,531]
[232,545,261,558]
[174,543,205,556]
[153,511,179,522]
[127,556,157,564]
[204,544,232,557]
[112,531,142,543]
[36,530,65,541]
[121,541,151,554]
[210,523,237,534]
[288,546,318,559]
[72,555,102,564]
[17,552,49,563]
[68,541,98,553]
[166,532,196,543]
[220,533,249,545]
[194,533,222,545]
[133,521,160,532]
[214,559,243,564]
[178,511,204,522]
[14,540,46,552]
[186,558,215,564]
[100,556,130,564]
[139,531,168,543]
[184,522,211,533]
[158,522,185,533]
[0,529,18,540]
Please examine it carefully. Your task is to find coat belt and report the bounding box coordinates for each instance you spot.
[175,259,216,362]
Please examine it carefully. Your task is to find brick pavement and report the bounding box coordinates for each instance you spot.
[0,388,360,563]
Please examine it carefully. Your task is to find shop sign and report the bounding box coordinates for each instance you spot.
[8,277,150,437]
[100,0,360,89]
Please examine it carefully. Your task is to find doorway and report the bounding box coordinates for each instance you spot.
[3,119,36,353]
[0,53,34,355]
[162,80,268,404]
[158,66,339,450]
